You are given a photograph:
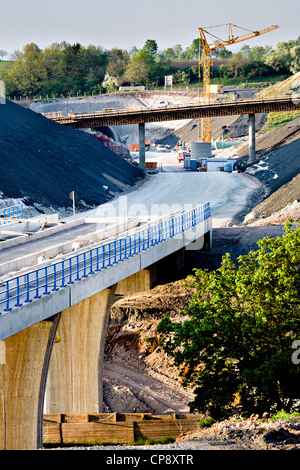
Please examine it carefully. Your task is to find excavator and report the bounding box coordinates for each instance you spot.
[198,23,279,142]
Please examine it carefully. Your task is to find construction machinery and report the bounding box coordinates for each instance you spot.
[198,23,279,142]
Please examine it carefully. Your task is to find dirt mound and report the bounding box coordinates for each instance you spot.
[0,100,144,215]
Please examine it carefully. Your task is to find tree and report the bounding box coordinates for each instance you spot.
[214,47,233,60]
[101,73,119,93]
[0,50,7,60]
[172,44,184,60]
[185,38,202,60]
[4,43,47,96]
[3,41,109,98]
[238,44,272,62]
[124,49,155,86]
[161,47,177,62]
[143,39,158,59]
[265,39,300,73]
[106,48,129,83]
[157,221,300,419]
[225,51,245,77]
[173,69,190,85]
[290,45,300,74]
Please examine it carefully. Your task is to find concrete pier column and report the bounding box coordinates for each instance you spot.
[248,113,256,164]
[138,122,146,170]
[115,267,156,295]
[0,315,61,450]
[44,285,117,415]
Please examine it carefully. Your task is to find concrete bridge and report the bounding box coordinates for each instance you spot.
[46,95,300,168]
[0,202,212,449]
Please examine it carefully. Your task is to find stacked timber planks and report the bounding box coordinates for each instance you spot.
[43,413,203,446]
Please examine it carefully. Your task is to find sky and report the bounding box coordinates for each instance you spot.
[0,0,299,58]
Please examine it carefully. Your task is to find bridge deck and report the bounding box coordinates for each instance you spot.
[47,97,300,128]
[0,204,211,340]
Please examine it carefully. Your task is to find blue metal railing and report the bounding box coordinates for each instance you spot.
[0,204,24,225]
[0,203,210,314]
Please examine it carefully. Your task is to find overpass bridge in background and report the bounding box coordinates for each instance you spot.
[0,202,212,450]
[46,96,300,168]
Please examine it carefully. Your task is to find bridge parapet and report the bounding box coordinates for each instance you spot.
[0,203,24,226]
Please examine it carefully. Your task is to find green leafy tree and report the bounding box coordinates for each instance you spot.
[239,44,272,62]
[173,44,184,60]
[173,69,191,84]
[4,43,47,96]
[186,38,202,60]
[157,221,300,419]
[161,47,177,62]
[265,38,300,73]
[143,39,158,59]
[290,45,300,74]
[124,49,155,86]
[106,48,129,84]
[4,41,108,98]
[214,47,233,60]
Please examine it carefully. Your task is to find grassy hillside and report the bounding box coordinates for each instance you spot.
[256,72,300,98]
[0,60,13,72]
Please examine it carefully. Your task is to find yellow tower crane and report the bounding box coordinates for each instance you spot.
[198,23,279,142]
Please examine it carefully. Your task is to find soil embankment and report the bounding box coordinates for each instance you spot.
[0,99,144,215]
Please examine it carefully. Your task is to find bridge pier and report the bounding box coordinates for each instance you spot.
[0,314,60,449]
[248,113,256,163]
[44,285,117,415]
[138,122,146,170]
[116,267,156,295]
[44,269,154,417]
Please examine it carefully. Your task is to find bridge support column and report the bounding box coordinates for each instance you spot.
[44,285,117,415]
[0,315,61,450]
[115,267,156,295]
[139,122,146,170]
[248,113,256,164]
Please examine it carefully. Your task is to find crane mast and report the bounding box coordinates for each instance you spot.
[198,23,279,142]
